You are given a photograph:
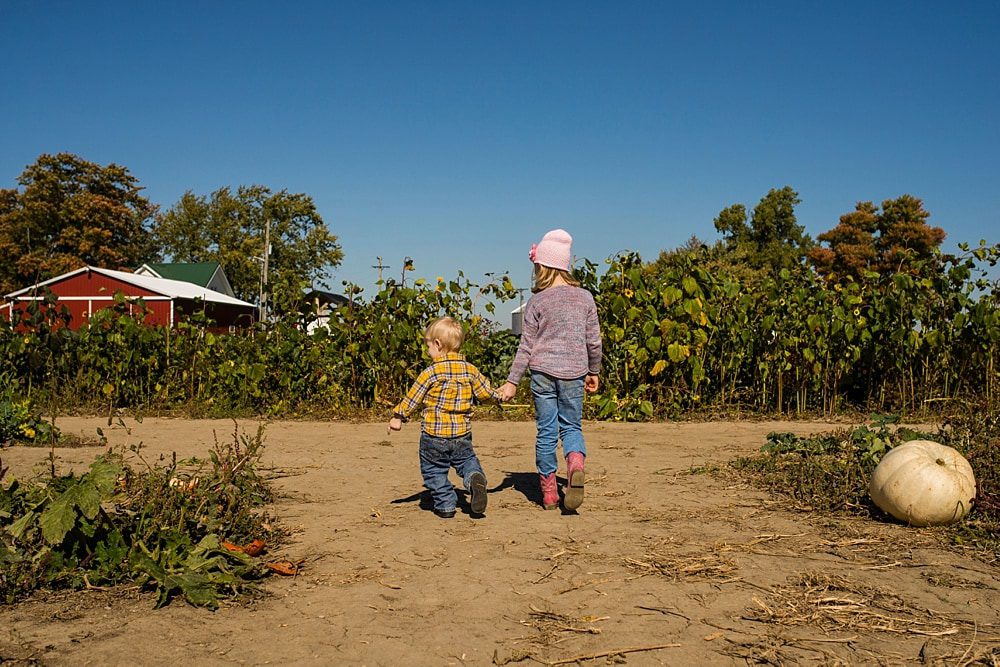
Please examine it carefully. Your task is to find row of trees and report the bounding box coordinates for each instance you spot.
[0,154,342,311]
[2,154,954,306]
[711,186,947,280]
[2,153,957,325]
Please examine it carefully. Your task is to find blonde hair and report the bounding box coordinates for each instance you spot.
[424,316,464,352]
[532,264,580,293]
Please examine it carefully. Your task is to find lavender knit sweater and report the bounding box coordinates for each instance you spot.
[507,285,603,384]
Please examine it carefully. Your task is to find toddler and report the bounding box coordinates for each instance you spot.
[389,316,501,518]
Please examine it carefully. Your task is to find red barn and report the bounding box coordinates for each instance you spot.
[2,266,257,331]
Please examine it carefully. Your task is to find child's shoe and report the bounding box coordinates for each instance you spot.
[469,471,488,515]
[433,508,456,519]
[539,473,559,510]
[564,452,585,510]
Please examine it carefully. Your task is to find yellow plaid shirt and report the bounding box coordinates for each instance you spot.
[392,352,500,437]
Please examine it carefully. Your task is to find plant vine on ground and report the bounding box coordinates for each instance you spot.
[0,422,281,608]
[731,407,1000,561]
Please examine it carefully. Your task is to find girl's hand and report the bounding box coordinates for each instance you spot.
[584,375,600,393]
[498,382,518,402]
[387,416,403,434]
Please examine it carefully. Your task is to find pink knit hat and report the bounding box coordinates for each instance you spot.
[529,229,573,272]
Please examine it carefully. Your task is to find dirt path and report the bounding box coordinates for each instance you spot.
[2,418,999,666]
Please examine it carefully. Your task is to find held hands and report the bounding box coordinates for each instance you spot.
[498,382,518,402]
[387,416,403,434]
[497,377,597,401]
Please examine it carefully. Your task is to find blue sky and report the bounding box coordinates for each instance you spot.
[2,1,998,309]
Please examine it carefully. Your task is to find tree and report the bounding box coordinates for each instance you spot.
[876,194,945,272]
[809,195,945,279]
[0,153,156,294]
[713,204,750,244]
[808,201,879,279]
[714,187,811,271]
[152,186,343,312]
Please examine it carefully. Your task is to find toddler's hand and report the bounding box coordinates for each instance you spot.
[584,375,600,393]
[387,416,403,434]
[498,382,518,402]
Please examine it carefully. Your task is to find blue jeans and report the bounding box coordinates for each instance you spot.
[530,372,586,476]
[419,431,486,513]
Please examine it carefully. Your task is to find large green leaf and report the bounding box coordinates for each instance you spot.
[682,276,698,296]
[74,481,102,521]
[690,356,706,384]
[130,535,254,609]
[6,509,38,541]
[39,496,77,545]
[93,529,129,572]
[666,342,689,362]
[87,458,123,496]
[661,286,682,306]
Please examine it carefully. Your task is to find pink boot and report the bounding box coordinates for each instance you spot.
[539,473,559,510]
[564,452,585,510]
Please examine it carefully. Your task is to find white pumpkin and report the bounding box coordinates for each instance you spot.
[869,439,976,527]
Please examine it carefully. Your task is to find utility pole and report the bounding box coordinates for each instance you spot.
[372,256,390,283]
[258,217,272,322]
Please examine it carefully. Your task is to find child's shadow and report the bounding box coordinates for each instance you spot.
[390,489,436,511]
[493,471,544,505]
[391,485,496,518]
[495,472,577,515]
[392,473,576,515]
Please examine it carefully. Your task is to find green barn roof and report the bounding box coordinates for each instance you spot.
[143,262,220,286]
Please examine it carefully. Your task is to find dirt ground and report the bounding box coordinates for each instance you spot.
[2,417,1000,666]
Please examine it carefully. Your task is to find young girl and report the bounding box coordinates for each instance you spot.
[499,229,602,510]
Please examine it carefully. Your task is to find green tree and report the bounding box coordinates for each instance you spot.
[714,187,811,271]
[0,153,156,294]
[876,194,945,273]
[809,195,945,279]
[152,186,343,312]
[712,205,750,244]
[648,235,767,289]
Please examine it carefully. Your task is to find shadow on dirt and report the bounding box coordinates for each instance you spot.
[494,471,580,514]
[390,489,434,509]
[390,487,486,518]
[494,471,547,505]
[390,472,581,516]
